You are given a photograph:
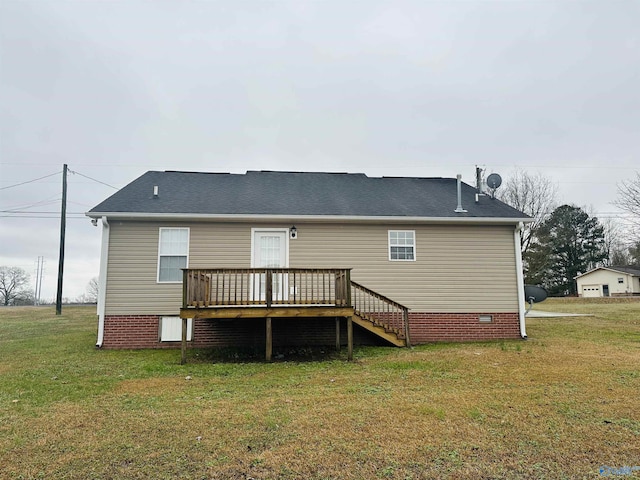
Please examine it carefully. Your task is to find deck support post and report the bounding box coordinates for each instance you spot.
[265,317,272,362]
[180,317,187,365]
[403,309,411,348]
[335,317,341,351]
[347,316,353,361]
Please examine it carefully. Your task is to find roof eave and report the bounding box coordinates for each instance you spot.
[575,266,640,279]
[86,211,533,224]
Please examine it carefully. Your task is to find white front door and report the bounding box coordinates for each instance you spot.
[252,229,288,301]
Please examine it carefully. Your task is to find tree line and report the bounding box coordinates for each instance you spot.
[499,170,640,296]
[0,267,98,306]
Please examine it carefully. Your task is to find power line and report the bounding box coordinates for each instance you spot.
[0,171,61,190]
[0,200,61,212]
[67,200,94,208]
[0,214,87,219]
[0,210,85,214]
[0,167,118,191]
[68,168,118,189]
[1,161,638,171]
[485,164,638,171]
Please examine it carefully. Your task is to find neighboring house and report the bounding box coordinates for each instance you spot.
[87,170,531,356]
[575,266,640,297]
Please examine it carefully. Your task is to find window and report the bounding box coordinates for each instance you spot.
[618,277,624,284]
[160,316,193,342]
[157,228,189,282]
[388,230,416,261]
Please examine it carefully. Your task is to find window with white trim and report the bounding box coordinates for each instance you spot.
[157,228,189,282]
[388,230,416,261]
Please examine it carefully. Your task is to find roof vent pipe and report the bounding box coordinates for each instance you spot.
[455,174,467,213]
[153,185,159,197]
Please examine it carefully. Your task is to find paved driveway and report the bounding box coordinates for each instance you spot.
[526,310,593,318]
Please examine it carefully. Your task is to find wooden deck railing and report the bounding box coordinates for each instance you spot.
[183,268,352,308]
[351,281,411,347]
[182,268,409,347]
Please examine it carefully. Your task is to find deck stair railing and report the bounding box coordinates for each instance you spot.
[183,268,351,308]
[351,281,411,347]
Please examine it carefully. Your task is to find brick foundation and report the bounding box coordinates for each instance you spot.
[102,315,162,349]
[101,312,523,349]
[408,312,522,343]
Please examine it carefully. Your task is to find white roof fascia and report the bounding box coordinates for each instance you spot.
[574,267,603,279]
[86,212,533,225]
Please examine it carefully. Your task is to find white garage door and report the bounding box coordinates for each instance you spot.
[581,285,601,298]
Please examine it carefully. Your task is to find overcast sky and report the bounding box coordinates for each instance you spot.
[1,0,639,302]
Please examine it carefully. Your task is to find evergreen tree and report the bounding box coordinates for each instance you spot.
[525,205,607,295]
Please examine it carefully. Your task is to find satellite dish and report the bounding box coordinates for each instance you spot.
[524,285,547,303]
[485,173,502,199]
[524,285,548,314]
[486,173,502,189]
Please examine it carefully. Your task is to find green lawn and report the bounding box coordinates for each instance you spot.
[1,301,639,479]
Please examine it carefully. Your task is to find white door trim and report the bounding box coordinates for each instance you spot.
[250,228,290,268]
[250,228,290,302]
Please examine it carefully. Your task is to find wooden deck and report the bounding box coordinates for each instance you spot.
[179,268,410,363]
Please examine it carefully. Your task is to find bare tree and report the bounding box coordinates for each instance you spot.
[86,277,99,303]
[0,266,31,306]
[497,169,558,255]
[614,171,640,236]
[610,247,631,266]
[629,241,640,266]
[600,217,626,266]
[13,291,35,306]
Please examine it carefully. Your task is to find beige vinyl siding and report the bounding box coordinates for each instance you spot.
[289,223,518,312]
[105,221,252,315]
[105,220,519,315]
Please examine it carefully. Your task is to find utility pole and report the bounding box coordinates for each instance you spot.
[34,257,40,305]
[38,257,44,305]
[56,164,67,315]
[34,256,44,305]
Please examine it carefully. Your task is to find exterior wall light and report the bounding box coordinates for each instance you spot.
[290,225,298,239]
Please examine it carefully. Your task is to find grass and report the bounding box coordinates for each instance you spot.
[0,301,639,479]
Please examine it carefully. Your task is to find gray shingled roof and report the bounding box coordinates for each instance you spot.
[602,266,640,276]
[575,265,640,278]
[88,170,529,220]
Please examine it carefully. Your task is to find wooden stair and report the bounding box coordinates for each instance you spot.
[350,281,410,348]
[352,311,406,347]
